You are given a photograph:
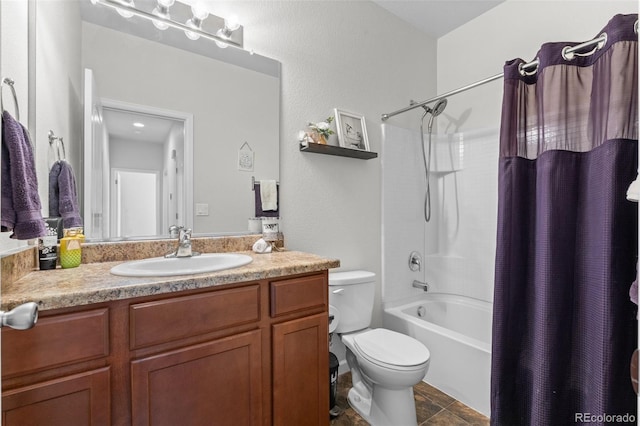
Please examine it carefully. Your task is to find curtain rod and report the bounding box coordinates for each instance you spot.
[381,30,615,121]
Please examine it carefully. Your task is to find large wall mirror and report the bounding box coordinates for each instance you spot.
[32,0,280,241]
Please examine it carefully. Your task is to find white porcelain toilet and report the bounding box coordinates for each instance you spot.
[329,270,430,426]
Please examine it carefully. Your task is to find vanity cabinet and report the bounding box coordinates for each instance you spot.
[271,274,329,425]
[1,308,111,425]
[1,271,330,426]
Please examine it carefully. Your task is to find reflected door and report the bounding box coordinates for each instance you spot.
[111,169,159,237]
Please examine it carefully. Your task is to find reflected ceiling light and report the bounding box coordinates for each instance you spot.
[152,0,175,30]
[184,4,209,40]
[91,0,244,49]
[133,122,145,128]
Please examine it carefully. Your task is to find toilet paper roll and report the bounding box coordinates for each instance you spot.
[329,305,340,333]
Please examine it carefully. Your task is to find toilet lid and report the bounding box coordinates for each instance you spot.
[353,329,430,367]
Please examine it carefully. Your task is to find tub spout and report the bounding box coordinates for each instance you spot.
[412,280,429,292]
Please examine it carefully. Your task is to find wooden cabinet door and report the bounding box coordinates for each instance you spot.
[2,367,110,426]
[272,313,329,426]
[131,329,262,426]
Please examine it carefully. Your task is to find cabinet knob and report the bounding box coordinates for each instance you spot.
[1,302,38,330]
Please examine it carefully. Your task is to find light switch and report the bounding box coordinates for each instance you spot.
[195,203,209,216]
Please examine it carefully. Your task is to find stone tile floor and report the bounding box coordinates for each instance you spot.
[330,373,489,426]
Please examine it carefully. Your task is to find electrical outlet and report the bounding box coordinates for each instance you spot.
[195,203,209,216]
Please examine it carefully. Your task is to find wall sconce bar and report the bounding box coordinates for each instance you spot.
[93,0,243,49]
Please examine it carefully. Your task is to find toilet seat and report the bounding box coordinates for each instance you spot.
[352,329,430,371]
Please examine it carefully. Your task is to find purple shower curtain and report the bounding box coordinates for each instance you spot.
[491,14,638,426]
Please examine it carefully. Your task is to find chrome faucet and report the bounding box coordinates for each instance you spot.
[412,280,429,292]
[166,226,200,258]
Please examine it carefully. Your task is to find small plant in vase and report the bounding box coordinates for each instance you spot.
[298,116,335,145]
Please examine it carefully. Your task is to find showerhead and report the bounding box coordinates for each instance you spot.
[425,98,448,132]
[430,98,448,116]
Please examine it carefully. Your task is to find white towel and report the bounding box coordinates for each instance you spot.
[252,238,272,253]
[627,174,639,202]
[260,180,278,211]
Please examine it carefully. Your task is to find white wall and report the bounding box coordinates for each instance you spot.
[212,1,437,328]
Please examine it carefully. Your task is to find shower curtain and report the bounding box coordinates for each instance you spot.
[491,14,638,425]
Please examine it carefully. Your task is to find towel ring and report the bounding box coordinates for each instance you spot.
[48,130,66,161]
[1,77,20,121]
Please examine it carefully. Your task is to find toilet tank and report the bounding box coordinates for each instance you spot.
[329,270,376,334]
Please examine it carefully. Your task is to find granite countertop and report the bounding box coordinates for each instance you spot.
[2,251,340,312]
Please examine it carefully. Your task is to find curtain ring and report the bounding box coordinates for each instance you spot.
[562,32,607,61]
[518,58,539,77]
[0,78,20,121]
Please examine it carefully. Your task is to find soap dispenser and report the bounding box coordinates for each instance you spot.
[60,228,84,268]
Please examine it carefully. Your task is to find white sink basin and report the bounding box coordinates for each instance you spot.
[110,253,253,277]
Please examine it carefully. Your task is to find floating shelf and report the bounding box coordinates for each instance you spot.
[299,143,378,160]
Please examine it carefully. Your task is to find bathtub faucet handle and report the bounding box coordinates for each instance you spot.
[409,251,422,272]
[412,280,429,292]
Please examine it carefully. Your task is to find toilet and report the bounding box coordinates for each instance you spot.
[329,270,430,426]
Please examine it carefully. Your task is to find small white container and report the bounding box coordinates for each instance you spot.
[248,218,262,233]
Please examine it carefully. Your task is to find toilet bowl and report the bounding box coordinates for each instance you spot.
[329,271,431,426]
[341,328,430,425]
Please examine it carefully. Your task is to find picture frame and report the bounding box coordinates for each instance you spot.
[334,108,370,151]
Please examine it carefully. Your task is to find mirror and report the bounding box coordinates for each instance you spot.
[32,0,280,241]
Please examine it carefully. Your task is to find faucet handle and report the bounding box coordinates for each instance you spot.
[180,228,193,240]
[169,225,184,238]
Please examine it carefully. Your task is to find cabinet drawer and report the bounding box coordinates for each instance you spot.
[270,274,327,317]
[130,284,260,349]
[1,308,109,378]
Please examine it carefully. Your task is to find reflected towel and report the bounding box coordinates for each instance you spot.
[260,180,278,211]
[254,182,279,217]
[49,160,82,229]
[1,111,46,239]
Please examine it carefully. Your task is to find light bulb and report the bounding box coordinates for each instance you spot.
[152,7,169,30]
[185,19,201,40]
[190,4,209,21]
[225,15,240,32]
[215,29,229,48]
[152,0,174,30]
[116,0,135,18]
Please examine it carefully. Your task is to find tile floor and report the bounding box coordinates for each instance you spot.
[329,373,489,426]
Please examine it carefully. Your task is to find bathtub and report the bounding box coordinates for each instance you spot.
[383,293,492,416]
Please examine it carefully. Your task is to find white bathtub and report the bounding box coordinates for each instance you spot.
[383,293,492,416]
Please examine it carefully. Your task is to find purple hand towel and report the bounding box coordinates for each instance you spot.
[1,111,46,240]
[49,160,82,229]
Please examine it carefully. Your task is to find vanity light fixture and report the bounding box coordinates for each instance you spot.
[151,0,175,30]
[91,0,244,49]
[185,4,209,40]
[215,15,241,48]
